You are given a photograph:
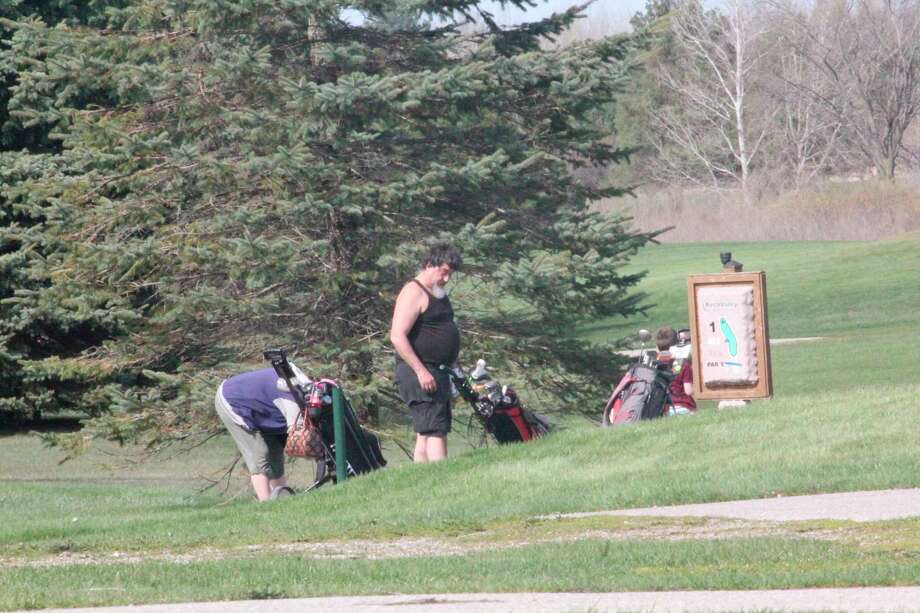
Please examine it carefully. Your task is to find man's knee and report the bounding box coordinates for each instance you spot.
[251,459,283,480]
[250,444,285,479]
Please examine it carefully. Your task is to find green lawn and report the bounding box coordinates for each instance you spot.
[1,233,918,609]
[580,232,920,341]
[7,535,920,610]
[4,376,917,554]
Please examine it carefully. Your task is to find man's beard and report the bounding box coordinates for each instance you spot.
[430,284,446,299]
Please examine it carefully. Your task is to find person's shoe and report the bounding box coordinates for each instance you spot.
[269,485,296,500]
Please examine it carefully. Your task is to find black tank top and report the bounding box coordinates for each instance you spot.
[405,279,460,366]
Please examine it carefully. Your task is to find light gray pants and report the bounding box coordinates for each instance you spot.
[214,384,286,479]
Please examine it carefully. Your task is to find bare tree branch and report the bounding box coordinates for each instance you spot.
[651,0,775,200]
[772,0,920,178]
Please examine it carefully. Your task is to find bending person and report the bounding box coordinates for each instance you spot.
[214,367,303,501]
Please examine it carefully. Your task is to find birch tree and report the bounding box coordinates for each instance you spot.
[653,0,774,200]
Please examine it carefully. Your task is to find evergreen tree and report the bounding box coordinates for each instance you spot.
[1,1,121,425]
[606,0,677,187]
[3,0,656,451]
[1,1,116,150]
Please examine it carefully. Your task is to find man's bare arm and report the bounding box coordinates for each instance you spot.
[390,283,437,392]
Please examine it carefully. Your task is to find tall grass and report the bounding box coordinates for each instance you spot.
[595,178,920,242]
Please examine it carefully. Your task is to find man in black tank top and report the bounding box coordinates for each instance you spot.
[390,243,463,463]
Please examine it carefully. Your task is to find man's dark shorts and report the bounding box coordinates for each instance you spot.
[409,400,452,437]
[395,361,453,437]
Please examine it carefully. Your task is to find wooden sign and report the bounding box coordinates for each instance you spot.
[687,271,772,400]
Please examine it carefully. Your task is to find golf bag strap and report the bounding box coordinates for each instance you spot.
[603,374,635,421]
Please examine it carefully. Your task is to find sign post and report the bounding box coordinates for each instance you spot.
[687,253,773,403]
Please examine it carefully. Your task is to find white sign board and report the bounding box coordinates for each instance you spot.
[687,272,772,400]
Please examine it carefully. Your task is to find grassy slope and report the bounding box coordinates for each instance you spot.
[581,232,920,341]
[1,234,918,607]
[4,377,917,552]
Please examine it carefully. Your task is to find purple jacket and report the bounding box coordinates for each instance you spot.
[221,368,296,433]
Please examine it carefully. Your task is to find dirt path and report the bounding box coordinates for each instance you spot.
[0,516,842,568]
[9,489,920,612]
[618,336,823,358]
[545,488,920,523]
[5,489,918,569]
[770,336,824,345]
[21,587,920,613]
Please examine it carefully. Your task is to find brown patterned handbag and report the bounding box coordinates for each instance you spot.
[284,409,324,458]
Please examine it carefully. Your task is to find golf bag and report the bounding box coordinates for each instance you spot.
[601,359,673,426]
[264,349,386,491]
[447,360,551,444]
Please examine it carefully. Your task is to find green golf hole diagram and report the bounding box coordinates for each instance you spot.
[720,317,738,357]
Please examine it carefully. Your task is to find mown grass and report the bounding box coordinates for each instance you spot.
[1,233,918,607]
[4,535,920,610]
[581,232,920,341]
[2,362,917,556]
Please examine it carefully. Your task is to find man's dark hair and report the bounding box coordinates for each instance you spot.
[655,326,677,351]
[421,243,463,271]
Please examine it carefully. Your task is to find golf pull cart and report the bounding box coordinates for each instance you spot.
[446,359,551,444]
[264,349,386,496]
